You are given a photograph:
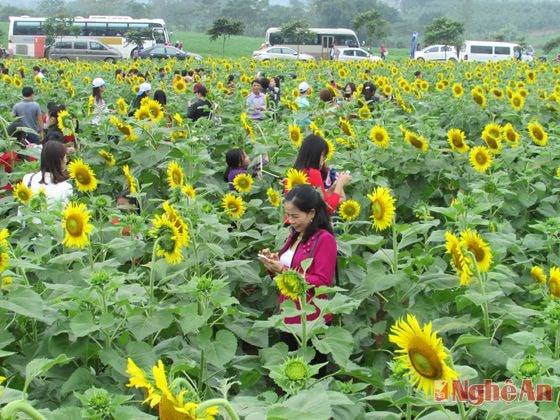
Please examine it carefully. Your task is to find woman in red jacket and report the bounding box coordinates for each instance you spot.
[259,184,337,325]
[291,134,352,214]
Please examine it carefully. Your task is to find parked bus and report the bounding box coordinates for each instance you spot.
[264,27,360,59]
[8,15,170,59]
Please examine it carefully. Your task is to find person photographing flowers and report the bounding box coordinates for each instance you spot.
[259,184,337,325]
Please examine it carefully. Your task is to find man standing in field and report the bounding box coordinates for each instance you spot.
[11,86,43,144]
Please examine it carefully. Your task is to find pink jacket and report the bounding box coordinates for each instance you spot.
[277,228,337,324]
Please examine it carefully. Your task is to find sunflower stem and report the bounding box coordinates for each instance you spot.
[299,295,308,351]
[457,400,467,419]
[554,327,560,359]
[149,238,162,304]
[392,218,398,274]
[468,250,491,337]
[0,400,47,420]
[196,398,239,420]
[198,350,206,399]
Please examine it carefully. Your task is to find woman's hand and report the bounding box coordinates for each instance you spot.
[258,249,283,274]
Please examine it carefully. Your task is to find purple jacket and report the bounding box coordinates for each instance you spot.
[277,228,337,324]
[246,92,265,120]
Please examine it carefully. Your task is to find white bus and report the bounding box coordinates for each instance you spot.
[264,27,360,59]
[8,15,170,59]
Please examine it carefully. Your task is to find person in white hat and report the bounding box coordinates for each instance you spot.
[129,82,152,115]
[92,77,109,124]
[294,81,311,127]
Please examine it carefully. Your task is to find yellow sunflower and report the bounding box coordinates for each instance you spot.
[309,121,324,138]
[510,92,525,111]
[182,183,196,199]
[339,200,361,221]
[285,168,309,191]
[232,173,254,193]
[531,266,546,284]
[119,123,137,142]
[527,121,548,146]
[146,99,164,123]
[503,123,520,148]
[57,109,74,136]
[173,113,184,126]
[149,214,184,264]
[404,130,429,152]
[61,202,93,249]
[549,267,560,298]
[447,128,469,153]
[116,97,128,115]
[162,201,189,247]
[123,165,138,193]
[358,106,371,120]
[0,228,9,248]
[490,87,504,99]
[367,186,396,231]
[173,78,187,93]
[460,229,493,273]
[240,112,255,139]
[325,139,335,161]
[134,105,151,121]
[339,117,356,138]
[445,231,471,285]
[0,251,8,272]
[170,130,187,141]
[166,161,184,188]
[68,159,98,193]
[389,314,459,398]
[275,269,305,300]
[451,83,464,98]
[222,193,246,218]
[288,124,302,147]
[13,182,33,204]
[267,187,281,207]
[471,87,487,108]
[87,95,94,115]
[469,146,492,173]
[99,150,116,166]
[370,125,390,148]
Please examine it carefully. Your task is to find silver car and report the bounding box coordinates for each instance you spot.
[252,46,314,61]
[47,37,122,62]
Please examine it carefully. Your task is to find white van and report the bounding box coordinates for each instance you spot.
[460,41,533,63]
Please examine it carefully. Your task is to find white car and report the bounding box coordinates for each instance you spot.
[334,47,381,62]
[252,46,314,61]
[414,45,458,62]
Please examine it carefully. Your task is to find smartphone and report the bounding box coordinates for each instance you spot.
[257,253,270,262]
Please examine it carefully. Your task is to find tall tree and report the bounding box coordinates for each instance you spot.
[280,19,312,54]
[353,10,387,48]
[207,17,244,57]
[423,17,464,52]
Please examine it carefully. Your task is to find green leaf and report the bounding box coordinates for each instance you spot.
[48,251,88,265]
[61,367,95,396]
[312,326,353,368]
[127,310,174,341]
[267,388,333,420]
[70,311,99,338]
[198,328,238,368]
[452,334,489,348]
[24,354,73,392]
[0,287,57,323]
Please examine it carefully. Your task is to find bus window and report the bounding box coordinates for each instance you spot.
[153,29,165,44]
[107,23,129,37]
[86,22,107,36]
[14,21,41,36]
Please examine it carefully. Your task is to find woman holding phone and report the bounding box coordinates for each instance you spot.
[259,184,337,325]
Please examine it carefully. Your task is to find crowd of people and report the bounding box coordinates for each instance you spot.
[1,57,416,367]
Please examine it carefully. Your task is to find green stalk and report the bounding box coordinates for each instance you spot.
[392,218,398,274]
[149,238,161,304]
[198,350,206,398]
[468,250,491,337]
[196,398,239,420]
[554,327,560,359]
[299,295,308,351]
[0,400,46,420]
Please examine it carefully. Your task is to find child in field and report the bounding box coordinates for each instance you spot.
[223,149,268,191]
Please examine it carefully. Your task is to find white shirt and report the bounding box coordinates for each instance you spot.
[22,171,73,206]
[280,249,295,268]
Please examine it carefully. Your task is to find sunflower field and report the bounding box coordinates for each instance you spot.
[0,55,560,419]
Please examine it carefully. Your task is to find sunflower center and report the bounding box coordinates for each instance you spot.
[66,216,83,237]
[408,347,443,379]
[452,135,463,147]
[372,200,384,220]
[375,133,385,142]
[475,152,487,165]
[409,136,423,149]
[76,172,90,184]
[486,138,498,149]
[533,128,543,141]
[172,172,182,185]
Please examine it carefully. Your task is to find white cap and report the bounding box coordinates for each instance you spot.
[138,82,152,96]
[92,77,106,88]
[298,81,310,93]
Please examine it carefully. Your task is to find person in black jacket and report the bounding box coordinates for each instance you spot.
[187,85,212,122]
